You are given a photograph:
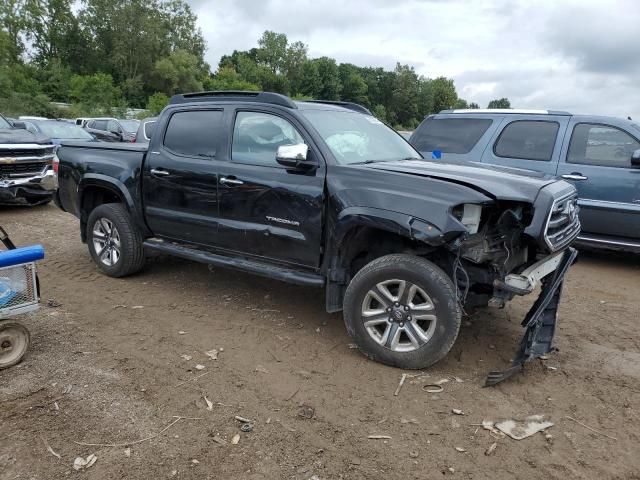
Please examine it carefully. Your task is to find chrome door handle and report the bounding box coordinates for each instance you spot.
[150,168,170,176]
[561,173,588,181]
[219,177,244,186]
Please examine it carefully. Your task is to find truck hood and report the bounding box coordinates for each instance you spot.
[366,159,556,202]
[0,128,51,145]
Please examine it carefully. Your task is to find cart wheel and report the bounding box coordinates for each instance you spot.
[0,321,30,369]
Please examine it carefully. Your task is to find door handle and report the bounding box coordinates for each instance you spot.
[219,177,244,186]
[561,173,588,181]
[150,168,170,176]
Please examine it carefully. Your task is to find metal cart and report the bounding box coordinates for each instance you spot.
[0,226,45,369]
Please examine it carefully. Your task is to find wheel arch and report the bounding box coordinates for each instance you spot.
[324,207,456,313]
[78,175,134,242]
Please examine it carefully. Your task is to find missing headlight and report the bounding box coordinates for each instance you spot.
[453,204,483,234]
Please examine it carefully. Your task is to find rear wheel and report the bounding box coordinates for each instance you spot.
[343,254,461,369]
[87,203,145,277]
[0,321,30,369]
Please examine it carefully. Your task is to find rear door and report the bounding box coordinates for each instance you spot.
[142,108,225,246]
[216,108,325,268]
[480,115,570,174]
[556,119,640,240]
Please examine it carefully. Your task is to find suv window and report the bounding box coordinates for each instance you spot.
[93,120,108,131]
[163,110,222,158]
[232,111,304,167]
[494,120,559,161]
[568,123,640,168]
[411,117,492,154]
[107,120,120,133]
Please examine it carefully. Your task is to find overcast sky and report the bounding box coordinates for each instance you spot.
[190,0,639,118]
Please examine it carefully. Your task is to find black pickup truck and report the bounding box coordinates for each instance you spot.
[56,91,579,383]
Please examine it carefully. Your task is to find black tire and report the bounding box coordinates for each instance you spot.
[86,203,145,277]
[0,321,30,370]
[343,254,461,369]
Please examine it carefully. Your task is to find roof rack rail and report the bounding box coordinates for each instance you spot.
[438,108,571,115]
[303,100,372,115]
[169,91,297,109]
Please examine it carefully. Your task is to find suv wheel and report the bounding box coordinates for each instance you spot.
[87,203,145,277]
[343,254,461,369]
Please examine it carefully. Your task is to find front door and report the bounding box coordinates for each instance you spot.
[216,109,325,268]
[556,120,640,239]
[142,108,225,246]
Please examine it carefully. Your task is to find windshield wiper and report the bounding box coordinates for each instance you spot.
[350,159,378,165]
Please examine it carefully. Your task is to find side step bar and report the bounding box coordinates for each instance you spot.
[143,239,325,287]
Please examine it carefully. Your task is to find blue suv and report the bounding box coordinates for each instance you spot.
[410,109,640,252]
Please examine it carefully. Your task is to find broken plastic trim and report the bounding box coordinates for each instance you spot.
[484,247,578,387]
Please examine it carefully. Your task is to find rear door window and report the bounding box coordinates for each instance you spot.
[567,123,640,168]
[163,110,223,158]
[93,120,108,131]
[494,120,559,161]
[411,117,493,154]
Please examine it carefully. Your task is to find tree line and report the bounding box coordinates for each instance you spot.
[0,0,510,127]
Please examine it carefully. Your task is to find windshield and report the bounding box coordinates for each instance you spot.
[120,120,140,133]
[301,110,421,164]
[35,121,94,140]
[0,115,10,129]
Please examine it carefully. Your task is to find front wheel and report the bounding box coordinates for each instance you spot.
[87,203,145,277]
[343,254,461,369]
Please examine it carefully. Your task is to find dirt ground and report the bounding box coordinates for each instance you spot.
[1,204,639,480]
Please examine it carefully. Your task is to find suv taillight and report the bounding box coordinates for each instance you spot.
[53,154,59,174]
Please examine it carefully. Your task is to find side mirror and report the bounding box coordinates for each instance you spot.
[276,144,315,170]
[632,149,640,167]
[12,121,26,129]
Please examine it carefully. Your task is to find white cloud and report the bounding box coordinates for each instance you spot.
[190,0,640,118]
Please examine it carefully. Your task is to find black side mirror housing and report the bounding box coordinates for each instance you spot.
[12,121,26,129]
[632,149,640,167]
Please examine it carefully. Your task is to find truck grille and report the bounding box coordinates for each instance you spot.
[0,161,48,177]
[544,193,580,251]
[0,145,55,161]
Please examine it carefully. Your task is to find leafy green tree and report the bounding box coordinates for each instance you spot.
[25,0,79,66]
[390,63,419,126]
[284,40,308,95]
[36,58,72,101]
[314,57,341,100]
[469,102,480,109]
[256,30,288,74]
[299,60,321,98]
[454,98,469,109]
[146,92,169,115]
[150,49,204,95]
[487,98,511,109]
[372,104,388,123]
[204,67,260,91]
[338,63,367,104]
[0,0,29,63]
[69,72,121,110]
[430,77,458,113]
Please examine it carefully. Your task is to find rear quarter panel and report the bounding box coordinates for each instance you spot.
[57,142,147,219]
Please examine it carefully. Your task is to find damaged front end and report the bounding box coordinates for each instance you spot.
[445,190,580,385]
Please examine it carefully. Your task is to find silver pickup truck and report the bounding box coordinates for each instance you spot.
[0,114,57,205]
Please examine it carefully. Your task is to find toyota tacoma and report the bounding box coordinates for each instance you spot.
[55,91,580,384]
